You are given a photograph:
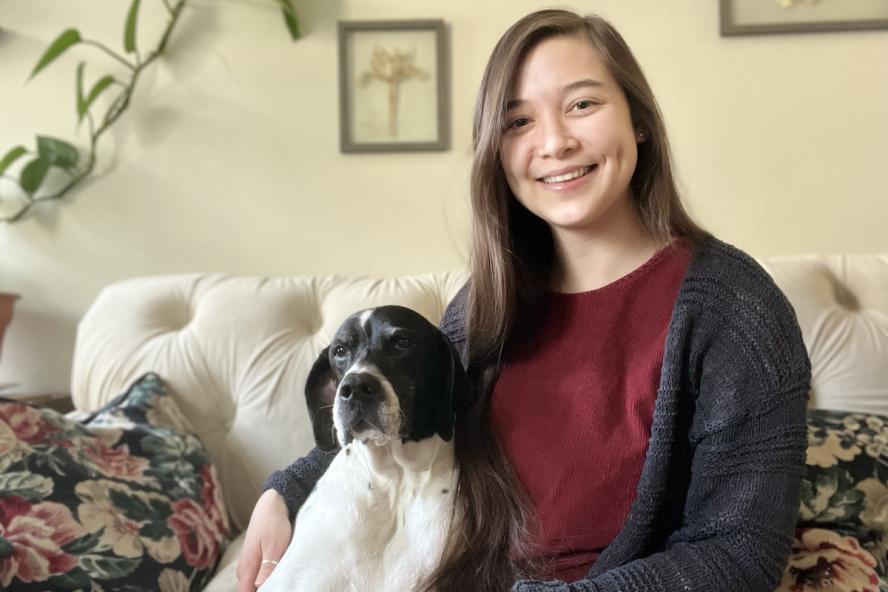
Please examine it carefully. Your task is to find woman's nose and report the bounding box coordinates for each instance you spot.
[538,116,578,158]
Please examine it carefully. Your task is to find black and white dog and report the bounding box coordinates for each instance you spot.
[260,305,468,592]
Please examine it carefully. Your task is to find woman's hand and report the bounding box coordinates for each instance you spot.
[236,489,293,591]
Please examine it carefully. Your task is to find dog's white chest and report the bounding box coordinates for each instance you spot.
[260,438,458,592]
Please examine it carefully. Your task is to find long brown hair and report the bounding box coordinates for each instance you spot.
[424,9,709,591]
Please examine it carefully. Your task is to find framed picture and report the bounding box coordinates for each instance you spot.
[338,19,450,153]
[720,0,888,36]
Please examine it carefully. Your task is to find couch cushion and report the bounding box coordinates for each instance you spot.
[0,373,229,590]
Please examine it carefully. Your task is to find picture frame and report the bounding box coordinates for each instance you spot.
[720,0,888,36]
[338,19,450,153]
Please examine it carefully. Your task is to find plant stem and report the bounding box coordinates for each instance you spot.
[81,39,137,71]
[157,0,187,53]
[1,0,189,222]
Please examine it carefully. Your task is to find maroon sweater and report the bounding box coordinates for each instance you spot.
[490,240,693,582]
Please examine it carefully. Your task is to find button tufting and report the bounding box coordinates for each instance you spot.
[827,275,860,311]
[150,297,194,332]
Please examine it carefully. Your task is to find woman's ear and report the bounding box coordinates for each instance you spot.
[304,346,340,451]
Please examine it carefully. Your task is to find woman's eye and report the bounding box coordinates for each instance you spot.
[505,117,530,131]
[333,345,347,359]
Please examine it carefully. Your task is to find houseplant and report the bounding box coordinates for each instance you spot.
[0,0,300,223]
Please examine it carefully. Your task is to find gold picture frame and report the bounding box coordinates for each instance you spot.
[720,0,888,36]
[338,20,450,153]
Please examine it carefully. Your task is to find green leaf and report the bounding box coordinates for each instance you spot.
[0,472,54,499]
[124,0,142,53]
[109,487,154,522]
[30,28,82,79]
[275,0,300,40]
[139,520,173,540]
[20,157,51,193]
[37,136,79,170]
[76,61,86,119]
[78,554,140,580]
[149,496,173,521]
[79,75,116,122]
[0,145,28,176]
[47,568,92,590]
[62,530,103,555]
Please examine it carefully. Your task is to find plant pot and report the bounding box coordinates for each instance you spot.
[0,293,19,359]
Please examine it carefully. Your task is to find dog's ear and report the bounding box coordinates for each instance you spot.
[436,336,470,442]
[305,346,339,452]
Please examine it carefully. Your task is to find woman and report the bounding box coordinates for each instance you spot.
[237,10,810,592]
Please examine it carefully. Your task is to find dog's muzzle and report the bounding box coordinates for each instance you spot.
[337,371,388,440]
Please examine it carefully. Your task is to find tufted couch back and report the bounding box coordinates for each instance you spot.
[71,273,467,531]
[757,255,888,414]
[71,254,888,534]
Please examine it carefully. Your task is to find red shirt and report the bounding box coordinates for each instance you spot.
[490,240,693,581]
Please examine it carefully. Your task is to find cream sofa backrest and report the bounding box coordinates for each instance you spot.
[71,273,467,531]
[758,255,888,414]
[71,254,888,534]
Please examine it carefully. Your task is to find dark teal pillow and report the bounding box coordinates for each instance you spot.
[0,373,230,591]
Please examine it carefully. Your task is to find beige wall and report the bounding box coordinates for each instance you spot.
[1,0,887,394]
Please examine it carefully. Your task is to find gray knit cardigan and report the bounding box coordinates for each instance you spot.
[265,237,811,591]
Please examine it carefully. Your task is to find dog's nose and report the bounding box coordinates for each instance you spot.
[338,372,382,401]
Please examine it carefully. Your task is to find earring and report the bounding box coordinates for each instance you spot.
[636,130,646,141]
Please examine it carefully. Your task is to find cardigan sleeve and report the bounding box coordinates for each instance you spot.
[263,447,338,522]
[264,282,471,522]
[512,259,811,592]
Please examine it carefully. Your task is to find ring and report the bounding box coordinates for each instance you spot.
[261,559,279,567]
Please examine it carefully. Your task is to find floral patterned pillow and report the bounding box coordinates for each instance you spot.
[0,373,230,591]
[776,409,888,592]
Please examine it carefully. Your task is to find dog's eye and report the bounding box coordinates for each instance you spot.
[394,336,413,351]
[333,345,348,359]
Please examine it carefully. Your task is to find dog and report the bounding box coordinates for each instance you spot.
[259,305,469,592]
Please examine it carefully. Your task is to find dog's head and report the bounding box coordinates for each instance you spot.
[304,305,469,451]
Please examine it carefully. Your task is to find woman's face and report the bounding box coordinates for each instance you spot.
[499,34,641,238]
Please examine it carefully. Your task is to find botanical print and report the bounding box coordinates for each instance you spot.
[75,479,180,562]
[792,410,888,591]
[159,567,190,592]
[778,528,879,592]
[0,419,29,472]
[74,437,151,482]
[359,46,429,138]
[0,497,87,588]
[0,374,229,590]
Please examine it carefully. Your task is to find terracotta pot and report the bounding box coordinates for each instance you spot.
[0,293,19,358]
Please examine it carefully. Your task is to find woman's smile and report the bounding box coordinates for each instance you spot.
[537,164,599,189]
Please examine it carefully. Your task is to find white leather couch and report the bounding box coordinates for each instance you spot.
[70,253,888,590]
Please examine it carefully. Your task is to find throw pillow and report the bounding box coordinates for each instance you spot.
[782,408,888,591]
[0,373,230,591]
[777,528,880,592]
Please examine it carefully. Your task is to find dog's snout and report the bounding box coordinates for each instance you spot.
[338,372,381,401]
